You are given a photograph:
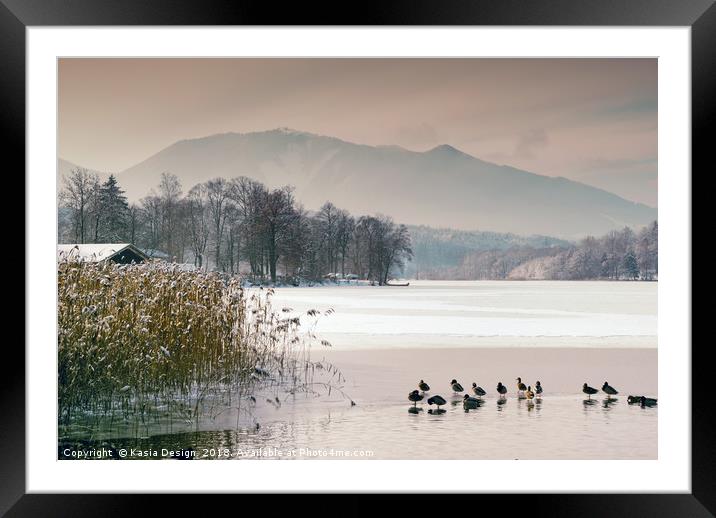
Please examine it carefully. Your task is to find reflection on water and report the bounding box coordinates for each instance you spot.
[602,397,619,410]
[60,393,657,460]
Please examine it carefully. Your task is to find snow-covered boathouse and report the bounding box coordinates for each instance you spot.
[57,244,149,264]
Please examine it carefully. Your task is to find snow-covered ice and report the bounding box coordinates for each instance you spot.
[267,280,657,350]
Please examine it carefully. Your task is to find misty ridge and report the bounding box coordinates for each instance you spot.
[60,128,656,237]
[57,128,657,283]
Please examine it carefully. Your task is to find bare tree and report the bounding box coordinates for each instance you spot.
[187,184,211,268]
[205,178,231,270]
[353,216,379,281]
[317,202,339,274]
[262,186,299,282]
[59,167,99,243]
[139,193,163,252]
[158,172,183,260]
[376,218,413,285]
[281,205,311,279]
[128,203,141,245]
[228,177,267,277]
[335,209,355,277]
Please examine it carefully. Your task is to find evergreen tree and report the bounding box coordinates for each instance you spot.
[99,175,130,241]
[621,250,640,280]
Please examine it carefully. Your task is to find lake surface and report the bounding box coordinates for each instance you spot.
[60,281,658,460]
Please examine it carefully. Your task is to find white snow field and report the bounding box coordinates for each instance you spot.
[268,280,657,350]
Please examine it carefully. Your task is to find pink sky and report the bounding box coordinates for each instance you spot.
[59,58,657,206]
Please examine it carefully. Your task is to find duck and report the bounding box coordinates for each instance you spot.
[628,395,655,405]
[408,389,424,407]
[640,396,658,407]
[496,382,508,397]
[471,382,487,398]
[602,381,619,397]
[525,385,535,399]
[582,383,598,399]
[427,395,447,412]
[418,379,430,392]
[535,381,543,395]
[463,394,482,410]
[516,377,527,393]
[450,379,464,393]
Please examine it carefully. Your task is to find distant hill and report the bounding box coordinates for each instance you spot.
[65,128,657,238]
[57,158,107,185]
[405,225,570,278]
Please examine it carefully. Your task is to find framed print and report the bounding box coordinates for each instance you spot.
[7,0,712,514]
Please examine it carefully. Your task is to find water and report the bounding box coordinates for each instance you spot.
[60,281,657,460]
[59,395,657,460]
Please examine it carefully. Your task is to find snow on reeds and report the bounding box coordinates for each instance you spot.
[58,260,338,434]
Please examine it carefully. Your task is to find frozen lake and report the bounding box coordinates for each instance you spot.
[270,280,657,349]
[60,281,658,460]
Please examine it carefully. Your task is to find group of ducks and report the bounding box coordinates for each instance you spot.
[408,377,543,412]
[583,382,657,407]
[408,377,657,412]
[582,381,618,399]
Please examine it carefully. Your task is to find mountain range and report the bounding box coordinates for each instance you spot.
[59,128,657,238]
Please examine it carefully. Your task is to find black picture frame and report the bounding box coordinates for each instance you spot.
[5,0,710,515]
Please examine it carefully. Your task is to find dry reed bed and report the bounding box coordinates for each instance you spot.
[58,260,342,436]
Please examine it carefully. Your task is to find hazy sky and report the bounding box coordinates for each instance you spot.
[59,58,657,206]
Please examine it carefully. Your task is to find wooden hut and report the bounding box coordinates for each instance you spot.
[57,244,149,264]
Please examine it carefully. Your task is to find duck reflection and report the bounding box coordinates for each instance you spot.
[533,398,542,414]
[602,397,618,410]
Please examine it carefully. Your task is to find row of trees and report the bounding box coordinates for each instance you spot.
[58,170,133,244]
[509,222,658,281]
[58,169,413,284]
[410,222,657,281]
[461,222,657,281]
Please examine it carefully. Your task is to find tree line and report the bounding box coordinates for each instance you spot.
[58,169,413,284]
[417,222,658,281]
[511,222,658,281]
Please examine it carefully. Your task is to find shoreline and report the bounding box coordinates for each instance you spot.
[308,334,656,351]
[245,278,659,288]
